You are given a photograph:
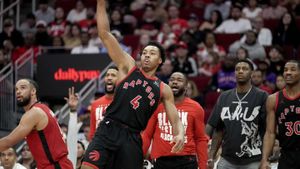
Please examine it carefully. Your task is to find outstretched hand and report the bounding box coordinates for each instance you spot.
[259,161,271,169]
[64,87,79,112]
[170,134,184,153]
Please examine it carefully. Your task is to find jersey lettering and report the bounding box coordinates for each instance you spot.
[130,95,142,109]
[285,121,300,136]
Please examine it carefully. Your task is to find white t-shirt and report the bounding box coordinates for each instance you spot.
[242,7,262,19]
[67,9,87,23]
[71,46,100,54]
[215,18,252,34]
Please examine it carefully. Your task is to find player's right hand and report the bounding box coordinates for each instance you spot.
[170,134,184,153]
[64,86,79,112]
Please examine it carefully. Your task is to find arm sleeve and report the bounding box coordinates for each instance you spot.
[194,104,209,169]
[141,111,158,156]
[67,112,78,169]
[89,103,96,141]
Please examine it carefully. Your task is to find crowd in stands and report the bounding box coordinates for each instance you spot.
[1,0,297,168]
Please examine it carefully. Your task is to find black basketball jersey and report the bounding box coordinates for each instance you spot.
[105,67,162,131]
[275,89,300,150]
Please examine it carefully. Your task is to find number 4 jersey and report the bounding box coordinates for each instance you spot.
[105,67,162,131]
[275,89,300,150]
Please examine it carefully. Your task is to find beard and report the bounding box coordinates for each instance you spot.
[173,88,185,97]
[105,85,115,94]
[17,96,31,107]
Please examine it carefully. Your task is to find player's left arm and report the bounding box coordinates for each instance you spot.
[193,104,209,169]
[0,108,42,152]
[161,83,185,153]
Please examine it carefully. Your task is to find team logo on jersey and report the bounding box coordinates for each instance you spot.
[89,150,100,161]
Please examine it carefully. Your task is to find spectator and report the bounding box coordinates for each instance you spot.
[78,7,96,32]
[48,7,68,37]
[213,55,236,91]
[134,5,161,38]
[251,69,273,94]
[157,58,174,83]
[204,0,230,20]
[180,13,204,55]
[148,0,168,24]
[0,147,26,169]
[0,18,24,49]
[19,144,36,169]
[19,13,36,36]
[172,41,198,77]
[0,49,10,70]
[156,23,177,50]
[34,20,52,46]
[255,59,277,91]
[34,0,55,24]
[199,10,223,31]
[273,12,299,47]
[71,31,100,54]
[186,80,204,106]
[132,34,151,59]
[229,30,266,60]
[242,0,262,20]
[275,75,285,91]
[245,16,272,46]
[197,31,226,64]
[66,0,87,23]
[198,51,222,77]
[88,24,102,48]
[262,0,287,19]
[100,30,131,54]
[236,47,249,60]
[109,9,132,35]
[76,141,85,169]
[215,4,252,33]
[63,24,81,49]
[48,36,66,53]
[268,45,285,75]
[167,5,188,36]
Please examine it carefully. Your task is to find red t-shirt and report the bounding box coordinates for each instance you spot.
[89,95,113,140]
[142,97,208,169]
[26,103,72,169]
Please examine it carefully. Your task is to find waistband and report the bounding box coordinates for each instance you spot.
[156,155,196,161]
[104,118,140,133]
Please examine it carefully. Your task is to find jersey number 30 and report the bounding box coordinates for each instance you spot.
[130,95,142,109]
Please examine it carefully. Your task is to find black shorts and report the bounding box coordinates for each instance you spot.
[82,118,143,169]
[278,149,300,169]
[153,155,197,169]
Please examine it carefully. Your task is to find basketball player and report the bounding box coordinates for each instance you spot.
[89,66,118,140]
[0,79,73,169]
[206,59,268,169]
[142,72,208,169]
[81,0,185,169]
[260,60,300,169]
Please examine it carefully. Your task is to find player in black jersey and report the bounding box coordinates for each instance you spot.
[81,0,185,169]
[260,60,300,169]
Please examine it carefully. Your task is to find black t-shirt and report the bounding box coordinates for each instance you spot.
[208,87,268,165]
[275,90,300,150]
[105,67,162,131]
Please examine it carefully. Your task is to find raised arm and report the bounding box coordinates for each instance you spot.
[161,83,185,153]
[0,108,42,152]
[96,0,135,73]
[260,94,277,169]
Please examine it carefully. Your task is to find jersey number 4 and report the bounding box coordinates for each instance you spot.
[130,95,142,109]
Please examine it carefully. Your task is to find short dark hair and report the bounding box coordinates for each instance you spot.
[23,78,39,98]
[286,60,300,69]
[144,41,166,66]
[77,141,85,150]
[106,66,118,72]
[235,59,254,70]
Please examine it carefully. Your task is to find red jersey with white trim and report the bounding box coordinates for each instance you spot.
[142,97,208,169]
[89,95,113,140]
[26,103,73,169]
